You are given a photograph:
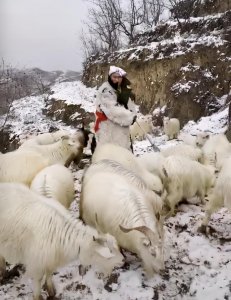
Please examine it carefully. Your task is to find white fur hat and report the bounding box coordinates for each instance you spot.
[109,66,127,77]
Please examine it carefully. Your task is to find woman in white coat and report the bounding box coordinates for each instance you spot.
[94,66,137,150]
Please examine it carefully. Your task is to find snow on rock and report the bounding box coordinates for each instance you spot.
[0,94,66,141]
[183,107,228,134]
[50,81,96,113]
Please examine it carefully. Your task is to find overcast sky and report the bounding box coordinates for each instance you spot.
[0,0,88,71]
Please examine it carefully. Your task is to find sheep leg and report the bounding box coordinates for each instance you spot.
[44,273,56,297]
[197,189,206,205]
[0,255,6,281]
[33,275,43,300]
[165,197,177,217]
[202,193,223,227]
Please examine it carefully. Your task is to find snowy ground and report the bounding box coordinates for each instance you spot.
[0,81,231,300]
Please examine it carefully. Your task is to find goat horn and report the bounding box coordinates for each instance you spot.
[119,225,156,241]
[119,225,148,234]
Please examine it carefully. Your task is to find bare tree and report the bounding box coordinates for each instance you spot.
[169,0,201,20]
[80,29,101,59]
[142,0,164,28]
[0,60,51,131]
[109,0,144,44]
[84,0,121,53]
[81,0,165,58]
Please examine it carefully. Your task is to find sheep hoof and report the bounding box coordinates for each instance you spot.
[78,264,87,276]
[198,224,209,235]
[44,281,56,298]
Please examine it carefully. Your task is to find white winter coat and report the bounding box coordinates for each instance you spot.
[95,81,136,150]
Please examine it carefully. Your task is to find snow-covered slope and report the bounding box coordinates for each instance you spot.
[0,81,230,300]
[50,81,96,113]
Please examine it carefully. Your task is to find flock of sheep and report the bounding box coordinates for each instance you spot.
[0,116,230,300]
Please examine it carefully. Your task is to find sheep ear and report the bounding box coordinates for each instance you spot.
[95,246,114,259]
[61,135,69,141]
[162,168,168,177]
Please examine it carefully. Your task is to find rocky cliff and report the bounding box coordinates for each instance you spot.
[82,6,231,125]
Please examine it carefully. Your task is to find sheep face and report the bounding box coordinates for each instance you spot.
[85,233,124,275]
[140,235,164,276]
[196,132,210,147]
[120,223,164,276]
[163,117,169,126]
[62,136,82,152]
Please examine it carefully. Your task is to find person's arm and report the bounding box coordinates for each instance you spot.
[99,86,136,127]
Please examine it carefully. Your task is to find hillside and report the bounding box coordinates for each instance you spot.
[83,7,231,125]
[0,77,231,299]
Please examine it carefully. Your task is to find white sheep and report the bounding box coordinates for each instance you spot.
[83,159,163,214]
[92,143,164,197]
[130,115,154,141]
[177,132,196,146]
[163,117,180,140]
[0,183,124,300]
[30,164,75,208]
[162,156,215,215]
[0,150,49,186]
[20,130,69,147]
[195,131,210,148]
[19,135,83,167]
[161,144,203,162]
[202,157,231,227]
[80,168,165,277]
[137,152,165,179]
[201,134,231,170]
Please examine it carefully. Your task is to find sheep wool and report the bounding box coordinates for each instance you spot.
[130,115,154,141]
[80,168,165,276]
[83,159,163,214]
[30,164,75,208]
[0,150,49,186]
[19,135,83,167]
[20,130,69,148]
[137,152,165,179]
[161,144,203,162]
[163,117,180,140]
[202,157,231,227]
[92,143,164,196]
[201,134,231,170]
[0,183,123,300]
[163,155,215,215]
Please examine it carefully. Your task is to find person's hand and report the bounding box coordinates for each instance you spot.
[131,115,137,125]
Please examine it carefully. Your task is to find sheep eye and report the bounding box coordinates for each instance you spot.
[143,240,151,247]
